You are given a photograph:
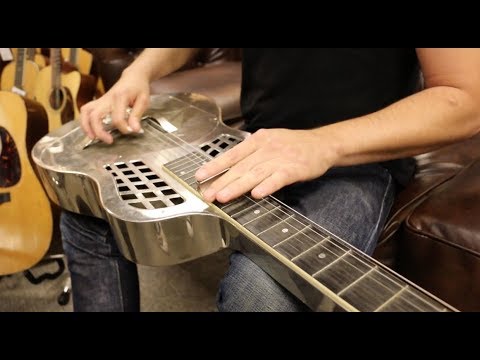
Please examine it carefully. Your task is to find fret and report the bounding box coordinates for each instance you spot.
[166,153,208,176]
[177,162,199,175]
[291,240,341,275]
[13,48,26,90]
[70,48,78,66]
[26,48,36,61]
[273,227,320,257]
[403,286,447,311]
[251,198,278,211]
[377,287,447,312]
[51,48,62,90]
[313,252,371,294]
[281,211,315,231]
[177,168,199,183]
[337,266,408,312]
[168,156,200,172]
[220,196,257,216]
[375,287,411,312]
[241,208,291,235]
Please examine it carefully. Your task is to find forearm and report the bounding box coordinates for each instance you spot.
[121,48,200,82]
[319,86,480,167]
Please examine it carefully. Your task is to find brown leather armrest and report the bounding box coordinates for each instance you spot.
[398,159,480,311]
[150,62,242,121]
[375,133,480,267]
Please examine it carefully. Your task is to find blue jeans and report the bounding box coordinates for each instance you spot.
[61,163,395,312]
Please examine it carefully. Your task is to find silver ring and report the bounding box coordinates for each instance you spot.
[101,114,112,125]
[101,107,132,125]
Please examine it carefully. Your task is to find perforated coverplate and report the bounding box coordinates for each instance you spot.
[105,160,184,210]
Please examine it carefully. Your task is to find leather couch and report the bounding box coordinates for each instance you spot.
[89,48,480,312]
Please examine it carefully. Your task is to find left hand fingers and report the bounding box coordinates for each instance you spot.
[195,135,257,183]
[202,159,289,203]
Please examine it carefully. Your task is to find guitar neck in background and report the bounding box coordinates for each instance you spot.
[0,48,39,99]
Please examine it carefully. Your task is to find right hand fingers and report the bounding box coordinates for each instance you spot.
[80,100,113,143]
[127,93,150,132]
[80,88,149,144]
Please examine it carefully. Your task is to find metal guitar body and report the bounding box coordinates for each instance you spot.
[33,93,248,266]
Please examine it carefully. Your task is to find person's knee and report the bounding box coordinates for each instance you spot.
[217,251,309,312]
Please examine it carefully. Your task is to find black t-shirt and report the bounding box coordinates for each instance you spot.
[240,48,420,187]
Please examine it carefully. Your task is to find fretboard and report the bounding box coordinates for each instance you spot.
[164,146,455,312]
[13,48,26,90]
[69,48,78,68]
[50,48,62,90]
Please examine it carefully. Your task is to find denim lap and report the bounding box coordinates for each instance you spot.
[60,211,140,312]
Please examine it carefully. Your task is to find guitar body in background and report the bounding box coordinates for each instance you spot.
[61,48,97,118]
[0,91,52,275]
[0,48,40,99]
[33,49,76,132]
[61,48,93,74]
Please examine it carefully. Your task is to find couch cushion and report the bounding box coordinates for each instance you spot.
[396,158,480,311]
[374,134,480,268]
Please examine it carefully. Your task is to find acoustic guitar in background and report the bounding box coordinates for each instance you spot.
[61,48,92,74]
[61,48,97,117]
[11,48,46,67]
[33,48,76,131]
[0,48,40,99]
[27,48,47,69]
[62,47,105,97]
[0,90,52,275]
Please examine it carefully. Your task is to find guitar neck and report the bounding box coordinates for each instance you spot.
[13,48,26,90]
[164,149,457,312]
[50,48,62,90]
[70,48,78,67]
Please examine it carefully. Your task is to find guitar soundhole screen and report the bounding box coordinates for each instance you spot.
[198,134,242,158]
[104,160,184,209]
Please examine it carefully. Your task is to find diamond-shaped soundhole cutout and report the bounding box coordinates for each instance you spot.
[104,160,184,209]
[198,134,242,158]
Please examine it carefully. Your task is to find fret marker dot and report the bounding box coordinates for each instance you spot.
[254,210,260,215]
[318,253,326,259]
[282,228,289,233]
[180,171,186,175]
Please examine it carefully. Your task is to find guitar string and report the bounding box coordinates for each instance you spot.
[138,120,444,310]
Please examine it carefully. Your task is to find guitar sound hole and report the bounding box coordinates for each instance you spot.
[130,202,146,209]
[121,194,137,200]
[150,200,166,209]
[0,192,11,205]
[49,88,64,110]
[170,197,183,205]
[0,126,21,187]
[198,134,243,159]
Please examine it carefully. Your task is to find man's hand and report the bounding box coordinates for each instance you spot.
[80,71,150,144]
[195,128,338,203]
